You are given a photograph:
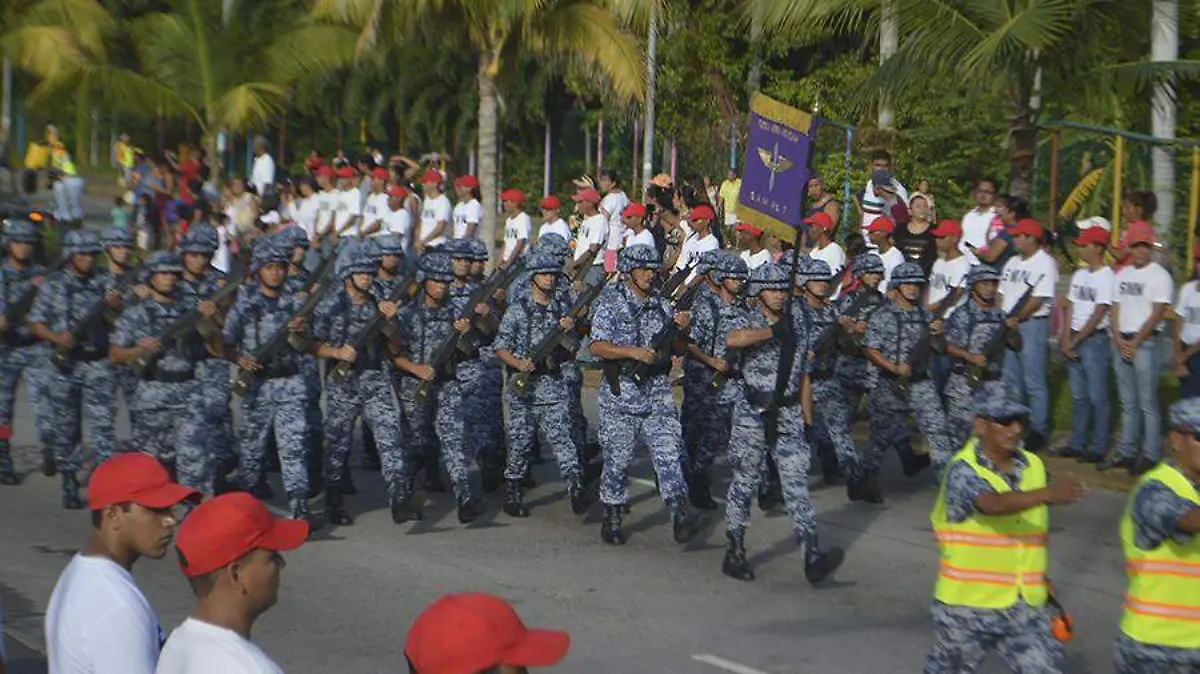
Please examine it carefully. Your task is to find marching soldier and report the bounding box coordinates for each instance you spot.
[282,224,328,495]
[0,219,48,485]
[720,262,844,583]
[943,265,1006,448]
[863,262,956,481]
[101,226,143,434]
[313,240,416,525]
[110,251,216,496]
[835,252,886,421]
[588,244,704,546]
[680,250,723,503]
[224,237,317,525]
[393,251,486,524]
[457,237,505,491]
[29,230,121,508]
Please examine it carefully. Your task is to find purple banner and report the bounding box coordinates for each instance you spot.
[738,94,817,242]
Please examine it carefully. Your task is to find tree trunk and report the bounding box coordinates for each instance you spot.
[1008,94,1037,200]
[1151,0,1178,236]
[477,51,500,264]
[1,58,12,159]
[878,0,898,130]
[640,4,659,192]
[746,15,764,93]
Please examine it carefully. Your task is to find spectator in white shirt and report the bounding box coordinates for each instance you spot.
[598,170,630,272]
[621,202,655,249]
[674,205,720,285]
[416,168,450,252]
[46,454,199,674]
[451,175,483,239]
[860,149,909,206]
[500,188,531,267]
[567,188,607,287]
[925,219,971,394]
[804,211,846,298]
[157,493,308,674]
[1105,220,1173,474]
[384,186,414,250]
[285,178,321,244]
[249,136,275,198]
[537,195,571,242]
[1173,246,1200,398]
[333,167,362,238]
[866,217,905,286]
[959,177,998,256]
[312,167,338,250]
[360,168,391,237]
[1060,226,1114,462]
[735,222,772,270]
[998,218,1059,451]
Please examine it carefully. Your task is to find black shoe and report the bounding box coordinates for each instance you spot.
[288,493,322,535]
[327,486,355,526]
[721,528,756,581]
[1098,455,1132,472]
[803,536,844,585]
[521,463,537,490]
[668,495,705,544]
[250,476,275,501]
[901,452,931,478]
[457,498,485,524]
[567,475,596,516]
[601,505,626,545]
[42,450,57,477]
[502,479,530,518]
[0,450,20,486]
[61,472,83,510]
[389,488,425,524]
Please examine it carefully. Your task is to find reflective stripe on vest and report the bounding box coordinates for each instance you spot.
[930,440,1049,609]
[1119,463,1200,649]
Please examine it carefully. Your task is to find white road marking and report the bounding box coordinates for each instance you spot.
[692,654,774,674]
[630,477,658,488]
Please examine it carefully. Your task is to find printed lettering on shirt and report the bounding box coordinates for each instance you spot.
[1119,281,1146,297]
[1186,306,1200,325]
[1073,284,1098,302]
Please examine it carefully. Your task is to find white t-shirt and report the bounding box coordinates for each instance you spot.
[740,248,773,270]
[452,199,484,239]
[600,191,630,250]
[809,241,846,298]
[361,192,391,236]
[46,555,164,674]
[928,255,971,310]
[624,228,656,249]
[383,206,413,246]
[213,223,233,274]
[313,189,337,237]
[419,194,451,248]
[288,196,321,242]
[999,250,1058,318]
[503,212,532,261]
[250,153,275,197]
[574,214,607,264]
[863,178,910,206]
[156,618,283,674]
[1066,266,1115,332]
[1114,262,1173,334]
[1176,281,1200,345]
[537,218,571,242]
[333,188,361,236]
[960,207,995,255]
[675,231,720,284]
[879,246,906,287]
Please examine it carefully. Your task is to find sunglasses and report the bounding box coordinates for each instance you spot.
[983,415,1027,427]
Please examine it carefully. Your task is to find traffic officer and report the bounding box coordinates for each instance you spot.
[720,262,844,583]
[0,219,48,485]
[110,251,216,496]
[225,236,317,526]
[313,241,417,526]
[588,244,703,547]
[925,393,1085,674]
[943,265,1006,448]
[29,230,119,508]
[1115,398,1200,673]
[393,251,486,525]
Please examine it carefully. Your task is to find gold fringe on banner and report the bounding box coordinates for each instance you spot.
[737,93,816,243]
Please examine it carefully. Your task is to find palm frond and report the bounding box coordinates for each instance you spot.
[1059,166,1105,219]
[528,2,644,102]
[212,82,287,131]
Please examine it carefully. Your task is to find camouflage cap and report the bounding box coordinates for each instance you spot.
[710,251,749,282]
[526,251,564,275]
[746,262,790,296]
[618,244,661,272]
[464,237,489,262]
[799,258,834,284]
[252,236,291,274]
[101,226,135,249]
[1169,398,1200,433]
[888,262,927,289]
[374,234,406,256]
[335,239,376,279]
[973,390,1031,422]
[853,253,884,277]
[279,225,310,250]
[3,219,38,244]
[178,224,219,255]
[145,250,183,274]
[63,229,103,256]
[418,250,455,283]
[965,264,1001,286]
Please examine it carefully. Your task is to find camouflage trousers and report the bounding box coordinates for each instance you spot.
[197,360,234,466]
[811,376,863,483]
[945,376,1006,450]
[681,363,708,462]
[563,364,587,455]
[239,375,309,496]
[504,393,579,482]
[693,399,733,480]
[0,345,48,440]
[113,362,139,430]
[597,399,687,506]
[396,374,440,480]
[133,379,209,492]
[400,380,474,504]
[324,371,408,493]
[924,600,1064,674]
[459,358,502,466]
[1115,633,1200,674]
[867,378,955,474]
[42,360,117,470]
[724,399,816,540]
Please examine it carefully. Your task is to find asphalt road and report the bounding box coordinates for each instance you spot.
[0,370,1135,674]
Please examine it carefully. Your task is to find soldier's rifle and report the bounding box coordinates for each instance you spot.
[4,258,65,343]
[510,274,611,394]
[51,267,140,373]
[130,278,245,377]
[967,276,1041,389]
[893,285,966,395]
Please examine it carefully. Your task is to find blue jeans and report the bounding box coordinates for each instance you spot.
[1066,332,1111,456]
[1113,334,1163,461]
[1002,318,1050,436]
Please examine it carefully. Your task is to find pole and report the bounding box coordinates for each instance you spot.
[669,138,677,184]
[597,116,605,176]
[640,5,658,193]
[1188,146,1198,263]
[1111,135,1125,247]
[1151,0,1179,236]
[729,121,737,171]
[632,120,640,199]
[842,128,853,229]
[1048,129,1061,231]
[543,120,551,197]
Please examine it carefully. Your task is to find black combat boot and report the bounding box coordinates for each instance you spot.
[668,495,705,544]
[521,462,537,490]
[502,479,529,518]
[326,485,354,526]
[721,528,755,581]
[388,482,424,524]
[802,534,845,585]
[61,472,82,510]
[600,505,626,545]
[567,474,595,516]
[306,437,325,499]
[288,492,321,535]
[688,471,718,511]
[480,456,503,494]
[42,448,57,477]
[0,442,20,486]
[457,497,485,524]
[758,458,782,511]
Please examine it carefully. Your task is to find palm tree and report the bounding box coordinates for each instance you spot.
[1150,0,1178,233]
[314,0,645,257]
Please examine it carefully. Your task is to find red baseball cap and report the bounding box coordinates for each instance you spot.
[735,222,763,236]
[335,167,357,180]
[1009,218,1043,238]
[405,593,570,674]
[175,493,308,578]
[1073,226,1109,247]
[88,453,200,511]
[419,168,444,185]
[689,204,716,223]
[315,166,335,178]
[387,185,408,199]
[866,217,895,234]
[1124,220,1158,246]
[622,202,646,218]
[571,188,601,204]
[540,195,561,210]
[500,188,526,205]
[930,219,963,238]
[454,175,479,189]
[803,211,835,231]
[370,168,390,181]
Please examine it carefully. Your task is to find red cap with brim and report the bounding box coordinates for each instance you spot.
[735,222,763,236]
[930,219,963,238]
[405,593,571,674]
[1124,220,1158,247]
[622,203,646,218]
[1009,218,1043,238]
[454,175,479,189]
[1073,226,1109,247]
[419,169,443,185]
[571,188,601,204]
[866,217,895,234]
[500,189,526,205]
[689,205,716,223]
[175,493,308,578]
[315,166,335,178]
[89,453,200,511]
[388,185,408,199]
[540,195,561,210]
[335,167,356,180]
[803,212,835,231]
[371,168,390,181]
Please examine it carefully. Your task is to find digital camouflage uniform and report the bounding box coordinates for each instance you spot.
[0,220,49,484]
[681,250,723,473]
[589,244,702,546]
[943,265,1006,450]
[29,230,118,507]
[834,254,886,456]
[281,225,326,490]
[863,262,956,477]
[225,236,315,521]
[100,226,142,442]
[111,252,210,495]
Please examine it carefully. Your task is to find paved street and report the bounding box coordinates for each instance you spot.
[0,373,1135,674]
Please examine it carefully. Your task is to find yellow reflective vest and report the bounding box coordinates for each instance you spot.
[931,441,1049,609]
[1119,463,1200,649]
